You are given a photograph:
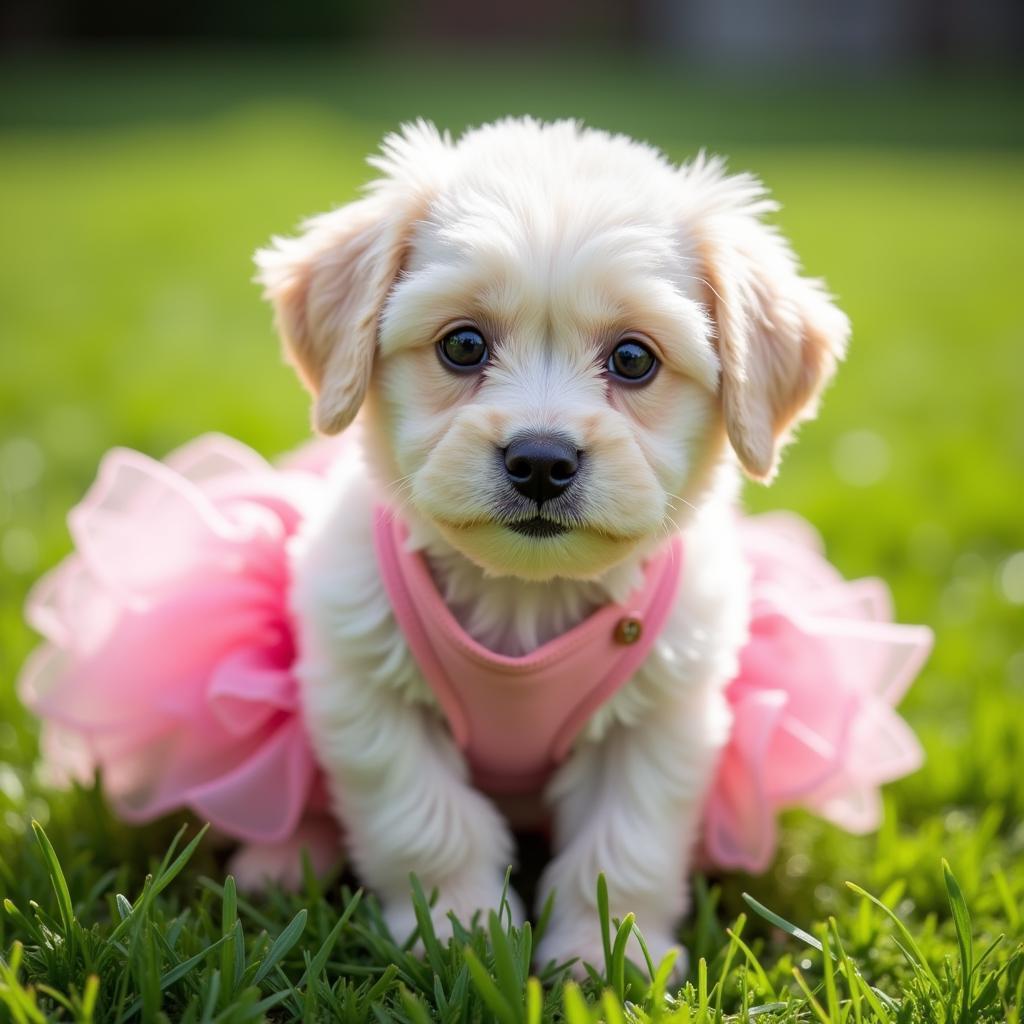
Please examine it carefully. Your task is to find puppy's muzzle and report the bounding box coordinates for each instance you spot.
[503,434,580,507]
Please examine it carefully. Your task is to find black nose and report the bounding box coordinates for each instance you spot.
[503,435,580,505]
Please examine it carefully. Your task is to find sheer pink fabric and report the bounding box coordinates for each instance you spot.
[19,434,931,873]
[705,514,930,870]
[19,435,332,844]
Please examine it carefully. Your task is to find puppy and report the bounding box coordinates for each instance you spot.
[254,118,849,971]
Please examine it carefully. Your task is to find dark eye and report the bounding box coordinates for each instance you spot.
[607,338,658,383]
[438,327,488,371]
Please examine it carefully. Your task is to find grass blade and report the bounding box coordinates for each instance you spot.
[409,875,447,978]
[845,881,942,995]
[525,976,543,1024]
[726,923,775,998]
[792,967,830,1024]
[150,824,210,899]
[30,822,75,943]
[488,909,525,1016]
[463,946,518,1024]
[115,932,232,1023]
[596,874,613,980]
[297,888,363,989]
[220,874,237,1002]
[609,912,635,1001]
[943,858,975,1019]
[252,908,307,985]
[742,892,824,953]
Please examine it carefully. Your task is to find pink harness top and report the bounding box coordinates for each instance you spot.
[372,507,684,795]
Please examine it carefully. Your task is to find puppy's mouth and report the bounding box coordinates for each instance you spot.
[506,516,571,539]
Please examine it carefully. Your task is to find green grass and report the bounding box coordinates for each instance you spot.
[1,50,1023,1021]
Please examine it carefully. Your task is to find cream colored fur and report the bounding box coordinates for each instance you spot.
[241,118,849,975]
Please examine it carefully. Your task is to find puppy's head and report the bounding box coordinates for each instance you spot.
[257,119,849,581]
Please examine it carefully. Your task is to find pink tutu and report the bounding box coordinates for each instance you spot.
[19,435,931,874]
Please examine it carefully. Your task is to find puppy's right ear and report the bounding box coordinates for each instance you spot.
[680,155,849,481]
[255,191,422,435]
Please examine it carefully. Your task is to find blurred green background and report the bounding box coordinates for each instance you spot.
[0,14,1022,979]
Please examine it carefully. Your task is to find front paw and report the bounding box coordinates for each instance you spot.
[383,880,525,948]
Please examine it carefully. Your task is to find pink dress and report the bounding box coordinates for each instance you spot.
[18,434,932,873]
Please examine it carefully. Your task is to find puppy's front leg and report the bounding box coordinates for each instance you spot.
[535,685,728,977]
[304,672,518,942]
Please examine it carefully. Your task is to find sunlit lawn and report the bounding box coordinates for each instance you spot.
[1,51,1022,1021]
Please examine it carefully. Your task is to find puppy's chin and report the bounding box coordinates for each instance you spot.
[434,521,644,581]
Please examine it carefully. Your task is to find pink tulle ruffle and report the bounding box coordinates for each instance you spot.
[19,434,931,873]
[703,514,930,871]
[20,435,332,844]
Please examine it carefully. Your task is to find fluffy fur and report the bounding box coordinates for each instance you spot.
[248,118,849,973]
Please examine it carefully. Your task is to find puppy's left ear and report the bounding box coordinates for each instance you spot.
[684,158,850,481]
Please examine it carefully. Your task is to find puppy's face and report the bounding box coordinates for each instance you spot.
[257,120,850,581]
[373,184,720,579]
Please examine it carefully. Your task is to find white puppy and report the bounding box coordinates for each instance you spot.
[253,118,849,972]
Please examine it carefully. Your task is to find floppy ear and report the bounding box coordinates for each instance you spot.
[683,158,850,481]
[254,191,423,435]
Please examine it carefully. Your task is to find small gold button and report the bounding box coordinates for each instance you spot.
[614,616,643,645]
